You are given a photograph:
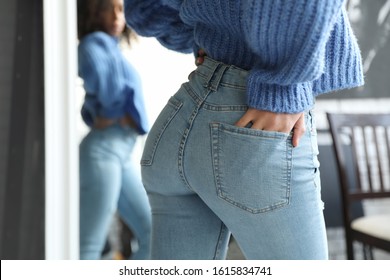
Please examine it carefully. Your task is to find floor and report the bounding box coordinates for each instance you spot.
[106,215,390,260]
[226,228,390,260]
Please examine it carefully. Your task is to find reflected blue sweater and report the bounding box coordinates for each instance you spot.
[78,32,148,134]
[124,0,364,113]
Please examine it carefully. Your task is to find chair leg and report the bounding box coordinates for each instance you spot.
[368,246,374,259]
[363,244,373,260]
[346,237,355,260]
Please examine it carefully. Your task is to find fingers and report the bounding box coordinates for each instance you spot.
[195,49,206,66]
[236,109,297,133]
[292,113,306,147]
[235,110,255,128]
[235,109,306,147]
[93,117,114,129]
[195,56,204,66]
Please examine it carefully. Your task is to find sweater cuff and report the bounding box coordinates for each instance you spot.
[247,73,314,113]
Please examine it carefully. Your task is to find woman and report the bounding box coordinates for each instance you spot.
[124,0,364,259]
[77,0,151,260]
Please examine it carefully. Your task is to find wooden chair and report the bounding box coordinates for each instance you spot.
[326,113,390,259]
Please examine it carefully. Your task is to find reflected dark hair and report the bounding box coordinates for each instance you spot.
[77,0,135,45]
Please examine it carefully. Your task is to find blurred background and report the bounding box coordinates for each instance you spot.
[0,0,389,260]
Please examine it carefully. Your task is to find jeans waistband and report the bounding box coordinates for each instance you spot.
[194,57,249,92]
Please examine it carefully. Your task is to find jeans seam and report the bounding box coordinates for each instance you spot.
[140,97,182,166]
[178,96,210,192]
[213,222,228,260]
[183,83,203,106]
[178,125,194,191]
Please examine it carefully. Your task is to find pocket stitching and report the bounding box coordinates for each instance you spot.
[211,122,292,214]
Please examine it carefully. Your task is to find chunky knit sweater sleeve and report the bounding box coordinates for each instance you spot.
[79,32,129,112]
[243,0,343,85]
[242,0,346,112]
[124,0,194,53]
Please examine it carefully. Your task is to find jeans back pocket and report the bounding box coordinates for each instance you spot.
[210,123,293,214]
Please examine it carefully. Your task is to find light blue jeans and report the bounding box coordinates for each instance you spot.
[79,124,151,259]
[141,57,328,260]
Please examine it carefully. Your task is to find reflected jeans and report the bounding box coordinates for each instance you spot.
[141,57,328,260]
[79,124,151,259]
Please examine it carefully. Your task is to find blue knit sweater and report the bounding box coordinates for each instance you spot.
[78,32,148,134]
[124,0,364,113]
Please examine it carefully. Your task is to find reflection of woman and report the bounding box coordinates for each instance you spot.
[77,0,151,260]
[124,0,364,259]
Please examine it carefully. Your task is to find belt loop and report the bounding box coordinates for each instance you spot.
[203,61,221,89]
[210,65,228,92]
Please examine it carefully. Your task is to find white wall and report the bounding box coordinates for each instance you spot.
[44,0,79,260]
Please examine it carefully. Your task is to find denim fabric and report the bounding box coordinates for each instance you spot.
[141,57,328,260]
[79,124,151,259]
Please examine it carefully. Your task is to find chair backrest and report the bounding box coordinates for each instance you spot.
[326,113,390,221]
